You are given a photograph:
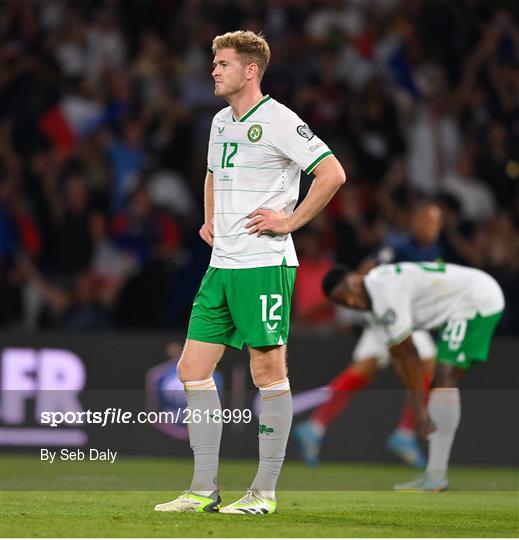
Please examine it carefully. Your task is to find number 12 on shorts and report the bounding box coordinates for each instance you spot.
[260,294,282,322]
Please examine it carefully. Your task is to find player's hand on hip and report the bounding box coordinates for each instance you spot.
[245,208,290,237]
[199,220,214,246]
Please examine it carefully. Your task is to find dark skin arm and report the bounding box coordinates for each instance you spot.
[389,335,435,439]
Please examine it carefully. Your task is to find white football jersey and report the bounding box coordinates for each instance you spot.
[364,262,505,345]
[207,95,332,268]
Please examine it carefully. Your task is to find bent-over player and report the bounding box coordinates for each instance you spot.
[322,262,504,491]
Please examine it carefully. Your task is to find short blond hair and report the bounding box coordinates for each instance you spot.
[212,30,271,80]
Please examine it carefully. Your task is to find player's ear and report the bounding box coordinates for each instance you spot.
[246,62,258,81]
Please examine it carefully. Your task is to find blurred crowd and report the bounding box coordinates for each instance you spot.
[1,0,518,334]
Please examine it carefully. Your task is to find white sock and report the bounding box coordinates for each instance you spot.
[184,377,222,494]
[257,490,276,500]
[193,490,215,497]
[250,378,292,498]
[426,388,461,479]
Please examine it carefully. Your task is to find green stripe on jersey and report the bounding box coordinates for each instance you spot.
[212,165,286,170]
[213,233,248,238]
[305,151,333,174]
[238,95,272,123]
[214,189,284,193]
[214,250,285,258]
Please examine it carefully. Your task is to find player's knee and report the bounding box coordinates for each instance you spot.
[251,369,268,388]
[177,357,203,383]
[251,364,286,388]
[176,360,190,383]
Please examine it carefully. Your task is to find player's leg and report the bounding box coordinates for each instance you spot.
[395,311,503,491]
[220,344,289,514]
[219,265,294,514]
[155,268,242,512]
[154,340,225,512]
[178,340,225,494]
[394,364,464,492]
[423,363,464,486]
[393,358,434,436]
[312,356,378,428]
[294,355,378,466]
[250,345,291,501]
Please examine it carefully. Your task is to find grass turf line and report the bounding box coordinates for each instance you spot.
[1,455,518,537]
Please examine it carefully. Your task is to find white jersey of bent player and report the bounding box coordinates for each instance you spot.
[207,95,332,269]
[364,262,505,345]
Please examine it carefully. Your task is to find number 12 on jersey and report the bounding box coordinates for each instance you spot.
[221,142,238,168]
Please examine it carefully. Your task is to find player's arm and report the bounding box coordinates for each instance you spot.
[389,336,435,439]
[199,171,214,246]
[246,155,345,236]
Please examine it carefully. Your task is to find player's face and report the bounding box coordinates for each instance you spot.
[330,273,371,311]
[212,48,248,98]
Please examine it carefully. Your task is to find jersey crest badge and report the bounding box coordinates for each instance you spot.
[297,123,314,141]
[247,124,263,142]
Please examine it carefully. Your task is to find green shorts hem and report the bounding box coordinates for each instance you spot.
[247,339,285,349]
[436,356,485,370]
[186,332,244,350]
[187,330,289,350]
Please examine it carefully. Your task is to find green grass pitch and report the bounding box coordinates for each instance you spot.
[1,454,518,537]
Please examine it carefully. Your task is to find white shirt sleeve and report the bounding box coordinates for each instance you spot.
[364,270,413,346]
[207,117,216,174]
[273,107,332,174]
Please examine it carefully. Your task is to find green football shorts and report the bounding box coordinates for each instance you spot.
[187,265,296,349]
[436,311,503,369]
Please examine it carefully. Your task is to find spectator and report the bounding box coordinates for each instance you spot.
[47,172,93,279]
[293,229,335,328]
[361,201,444,274]
[89,210,138,310]
[20,260,112,330]
[404,64,460,195]
[351,77,405,184]
[112,183,181,327]
[477,121,519,211]
[0,178,42,326]
[441,146,497,223]
[105,119,147,212]
[112,183,181,267]
[0,0,517,333]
